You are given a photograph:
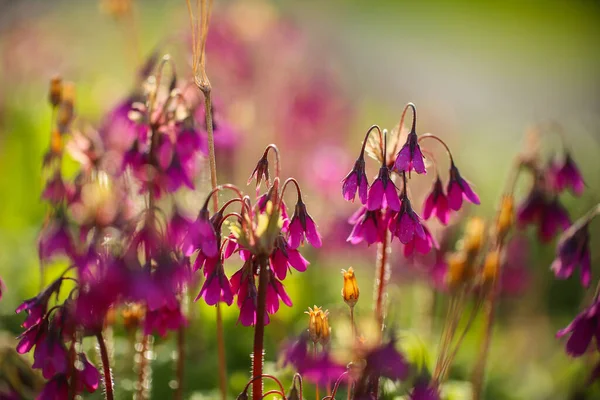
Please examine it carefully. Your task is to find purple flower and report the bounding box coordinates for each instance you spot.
[347,207,387,246]
[144,303,188,337]
[556,297,600,357]
[41,173,68,204]
[266,272,293,314]
[409,382,441,400]
[367,167,400,211]
[446,162,480,211]
[196,258,234,306]
[517,188,570,242]
[168,209,193,249]
[74,353,99,394]
[270,235,309,280]
[548,152,585,196]
[38,219,74,263]
[389,195,426,245]
[37,374,69,400]
[342,156,368,204]
[288,201,322,249]
[231,265,269,327]
[551,223,591,287]
[395,130,426,175]
[423,177,450,224]
[182,208,219,258]
[31,328,68,379]
[16,279,63,329]
[364,338,409,381]
[403,224,437,257]
[16,320,47,355]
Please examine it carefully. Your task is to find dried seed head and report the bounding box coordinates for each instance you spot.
[305,306,331,346]
[341,267,360,308]
[482,249,501,285]
[48,76,62,107]
[495,195,514,241]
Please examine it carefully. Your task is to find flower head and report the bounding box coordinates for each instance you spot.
[38,374,69,400]
[446,162,480,211]
[16,278,63,329]
[423,177,449,224]
[551,222,591,287]
[347,206,387,246]
[196,257,234,306]
[395,130,426,175]
[367,167,400,211]
[306,306,331,346]
[288,201,322,249]
[517,187,570,242]
[182,207,219,258]
[557,297,600,357]
[409,382,441,400]
[548,152,584,196]
[342,156,368,204]
[389,194,425,245]
[144,303,187,337]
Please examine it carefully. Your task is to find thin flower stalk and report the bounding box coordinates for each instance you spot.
[96,332,115,400]
[252,256,270,399]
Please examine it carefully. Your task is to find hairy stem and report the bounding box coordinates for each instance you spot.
[174,326,185,400]
[252,256,270,399]
[372,229,391,398]
[96,332,114,400]
[136,333,152,400]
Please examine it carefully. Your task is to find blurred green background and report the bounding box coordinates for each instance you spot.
[1,0,600,399]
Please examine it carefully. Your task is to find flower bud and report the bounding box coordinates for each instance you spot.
[341,267,360,308]
[495,195,514,241]
[48,76,62,107]
[446,251,471,290]
[482,249,501,285]
[306,306,331,346]
[50,129,63,154]
[463,217,485,255]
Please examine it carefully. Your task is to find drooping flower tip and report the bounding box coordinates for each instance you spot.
[395,130,426,175]
[342,157,368,204]
[556,298,600,357]
[548,152,585,196]
[347,206,387,246]
[551,223,591,287]
[367,167,399,212]
[423,177,449,224]
[447,163,480,211]
[288,201,322,249]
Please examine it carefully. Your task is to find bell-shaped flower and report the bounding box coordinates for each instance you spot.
[288,201,322,249]
[423,177,450,224]
[446,162,480,211]
[342,156,368,204]
[394,130,426,175]
[367,167,400,211]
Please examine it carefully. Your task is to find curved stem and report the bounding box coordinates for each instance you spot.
[252,256,270,399]
[418,134,454,164]
[391,102,417,156]
[96,332,114,400]
[281,178,303,204]
[359,125,383,159]
[243,374,286,395]
[261,390,286,399]
[321,371,348,400]
[202,184,244,211]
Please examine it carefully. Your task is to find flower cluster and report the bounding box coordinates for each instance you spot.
[343,105,479,257]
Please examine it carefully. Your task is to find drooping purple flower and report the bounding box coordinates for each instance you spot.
[347,206,387,246]
[196,258,234,306]
[446,162,480,211]
[395,130,426,175]
[41,172,68,204]
[517,187,570,242]
[548,152,585,196]
[75,353,100,394]
[288,201,322,249]
[389,195,426,245]
[556,297,600,357]
[32,327,68,379]
[403,224,437,257]
[342,156,368,204]
[282,333,310,367]
[364,337,410,381]
[38,219,74,263]
[16,320,47,355]
[168,208,193,249]
[367,167,400,212]
[16,279,63,329]
[265,272,293,315]
[551,222,591,287]
[37,374,69,400]
[423,176,450,224]
[408,382,441,400]
[144,303,188,337]
[270,235,309,280]
[182,208,219,258]
[175,120,208,163]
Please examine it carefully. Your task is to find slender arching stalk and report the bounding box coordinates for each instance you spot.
[252,256,270,399]
[96,332,115,400]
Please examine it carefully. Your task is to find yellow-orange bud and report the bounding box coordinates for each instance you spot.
[57,82,75,130]
[496,195,514,240]
[50,129,63,153]
[341,267,360,308]
[49,76,62,107]
[305,306,331,345]
[482,249,501,284]
[463,217,485,255]
[446,252,470,290]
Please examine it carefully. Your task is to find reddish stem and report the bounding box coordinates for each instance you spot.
[252,256,270,399]
[96,332,114,400]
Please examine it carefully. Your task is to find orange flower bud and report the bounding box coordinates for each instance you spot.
[50,129,63,154]
[446,251,471,290]
[305,306,331,345]
[341,267,360,308]
[48,76,62,107]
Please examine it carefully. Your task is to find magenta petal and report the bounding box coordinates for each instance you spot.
[581,250,592,288]
[399,213,416,244]
[81,356,100,392]
[412,145,426,174]
[423,194,435,220]
[342,173,358,202]
[288,249,309,272]
[358,176,368,205]
[288,219,303,249]
[395,145,411,172]
[460,179,480,205]
[447,182,463,211]
[367,180,385,211]
[565,318,594,356]
[385,184,400,212]
[275,280,293,307]
[305,217,322,248]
